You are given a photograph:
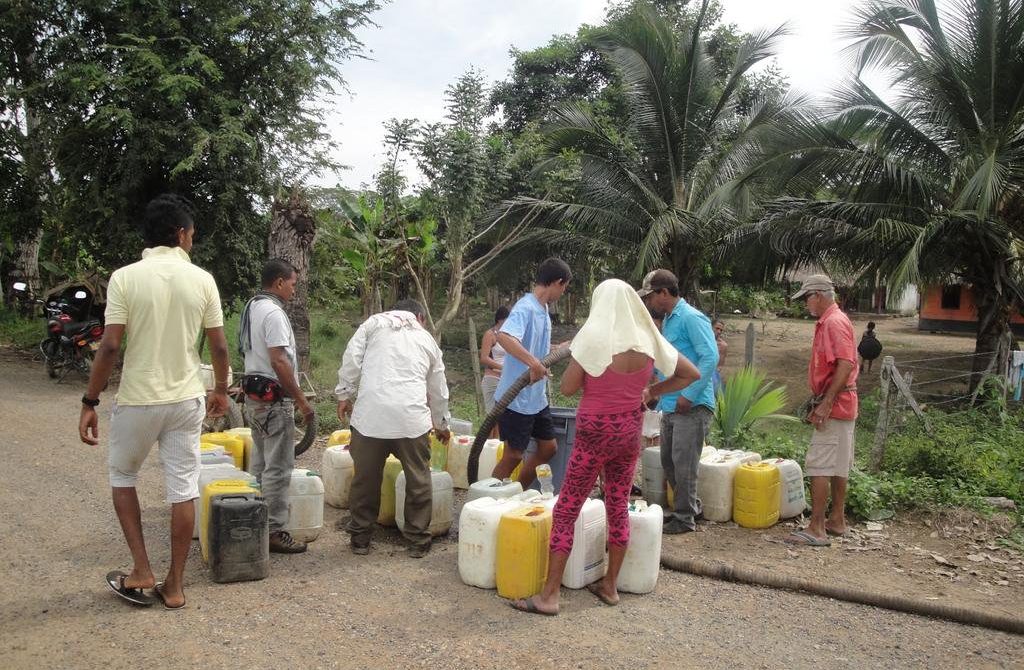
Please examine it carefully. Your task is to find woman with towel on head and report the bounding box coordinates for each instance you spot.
[510,278,699,616]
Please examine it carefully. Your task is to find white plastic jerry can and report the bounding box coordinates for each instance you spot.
[542,496,607,589]
[395,469,454,537]
[458,497,525,589]
[284,468,324,543]
[618,500,663,594]
[321,445,355,509]
[467,477,523,503]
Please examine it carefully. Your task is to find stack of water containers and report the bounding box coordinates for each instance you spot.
[697,449,761,522]
[224,427,254,473]
[195,444,257,539]
[201,432,246,470]
[692,447,806,527]
[459,465,665,596]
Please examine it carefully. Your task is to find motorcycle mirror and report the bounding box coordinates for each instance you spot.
[74,290,88,299]
[12,282,27,291]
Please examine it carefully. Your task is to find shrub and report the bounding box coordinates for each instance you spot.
[0,308,41,350]
[713,367,798,448]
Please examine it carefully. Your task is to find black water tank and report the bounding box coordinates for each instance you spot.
[209,494,269,583]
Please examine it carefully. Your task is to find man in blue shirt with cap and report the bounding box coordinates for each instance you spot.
[638,269,718,533]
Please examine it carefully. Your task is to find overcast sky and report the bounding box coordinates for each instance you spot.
[320,0,867,189]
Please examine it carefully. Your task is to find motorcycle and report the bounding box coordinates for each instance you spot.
[12,282,105,382]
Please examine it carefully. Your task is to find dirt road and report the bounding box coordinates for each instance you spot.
[0,353,1021,669]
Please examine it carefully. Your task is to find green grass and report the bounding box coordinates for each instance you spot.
[0,308,41,350]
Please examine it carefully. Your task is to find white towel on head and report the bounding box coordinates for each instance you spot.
[569,278,680,378]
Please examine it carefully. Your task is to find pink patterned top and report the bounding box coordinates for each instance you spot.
[577,359,654,417]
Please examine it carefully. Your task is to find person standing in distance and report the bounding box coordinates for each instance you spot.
[238,258,316,554]
[786,275,858,547]
[79,194,230,610]
[491,258,572,487]
[638,269,718,534]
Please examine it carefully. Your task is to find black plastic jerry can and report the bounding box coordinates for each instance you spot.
[209,494,270,583]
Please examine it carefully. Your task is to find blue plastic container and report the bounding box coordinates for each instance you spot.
[525,406,577,493]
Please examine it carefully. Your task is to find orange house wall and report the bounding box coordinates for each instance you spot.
[920,286,1024,324]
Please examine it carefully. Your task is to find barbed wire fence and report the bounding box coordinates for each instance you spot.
[868,350,1010,472]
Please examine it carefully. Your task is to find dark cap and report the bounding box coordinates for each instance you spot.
[637,269,678,298]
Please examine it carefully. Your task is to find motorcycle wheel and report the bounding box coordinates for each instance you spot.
[40,339,60,378]
[78,351,93,378]
[203,398,247,434]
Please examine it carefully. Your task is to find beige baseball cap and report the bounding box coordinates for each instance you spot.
[637,269,678,297]
[791,274,834,300]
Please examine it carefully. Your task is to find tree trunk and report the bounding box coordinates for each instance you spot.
[4,227,43,303]
[433,252,464,341]
[268,188,317,373]
[5,49,46,304]
[972,279,1013,391]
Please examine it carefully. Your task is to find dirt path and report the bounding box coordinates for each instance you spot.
[0,352,1021,669]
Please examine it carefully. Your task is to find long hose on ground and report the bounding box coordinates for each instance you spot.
[660,554,1024,636]
[468,347,572,484]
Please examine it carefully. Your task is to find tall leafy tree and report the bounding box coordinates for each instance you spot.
[500,0,791,294]
[750,0,1024,372]
[416,69,537,337]
[0,0,379,300]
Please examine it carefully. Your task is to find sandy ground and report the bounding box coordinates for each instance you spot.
[714,313,984,410]
[1,349,1023,669]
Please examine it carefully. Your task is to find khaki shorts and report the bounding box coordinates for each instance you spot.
[108,397,205,503]
[805,418,856,478]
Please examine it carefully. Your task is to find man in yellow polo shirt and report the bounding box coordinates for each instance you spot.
[79,194,230,610]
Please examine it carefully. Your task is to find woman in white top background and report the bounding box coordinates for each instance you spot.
[479,306,509,437]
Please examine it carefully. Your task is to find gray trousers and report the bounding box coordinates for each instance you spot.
[247,398,295,532]
[661,406,712,529]
[346,427,432,550]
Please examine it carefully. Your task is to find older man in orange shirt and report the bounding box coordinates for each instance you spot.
[787,275,858,547]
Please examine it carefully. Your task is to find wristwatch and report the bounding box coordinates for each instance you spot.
[81,395,100,407]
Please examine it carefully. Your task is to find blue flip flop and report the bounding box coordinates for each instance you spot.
[784,530,831,547]
[105,570,156,606]
[509,597,558,616]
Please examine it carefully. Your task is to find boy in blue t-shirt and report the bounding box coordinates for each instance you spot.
[492,258,573,487]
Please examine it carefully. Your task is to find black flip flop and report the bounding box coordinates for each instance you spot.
[509,597,558,616]
[152,582,186,611]
[105,570,156,607]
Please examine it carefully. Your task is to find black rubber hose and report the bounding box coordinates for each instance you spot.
[660,554,1024,636]
[294,411,316,457]
[468,346,572,484]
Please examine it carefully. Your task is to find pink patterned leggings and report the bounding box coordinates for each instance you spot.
[550,408,643,555]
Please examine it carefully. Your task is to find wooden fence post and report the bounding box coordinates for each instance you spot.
[744,322,755,367]
[869,355,895,473]
[468,317,484,421]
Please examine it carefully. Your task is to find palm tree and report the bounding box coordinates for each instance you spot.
[748,0,1024,374]
[502,0,791,293]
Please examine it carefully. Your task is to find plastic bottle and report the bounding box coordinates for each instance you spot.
[536,463,553,498]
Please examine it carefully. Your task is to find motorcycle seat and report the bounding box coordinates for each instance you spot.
[62,320,100,335]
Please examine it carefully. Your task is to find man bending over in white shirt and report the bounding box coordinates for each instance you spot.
[335,299,450,558]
